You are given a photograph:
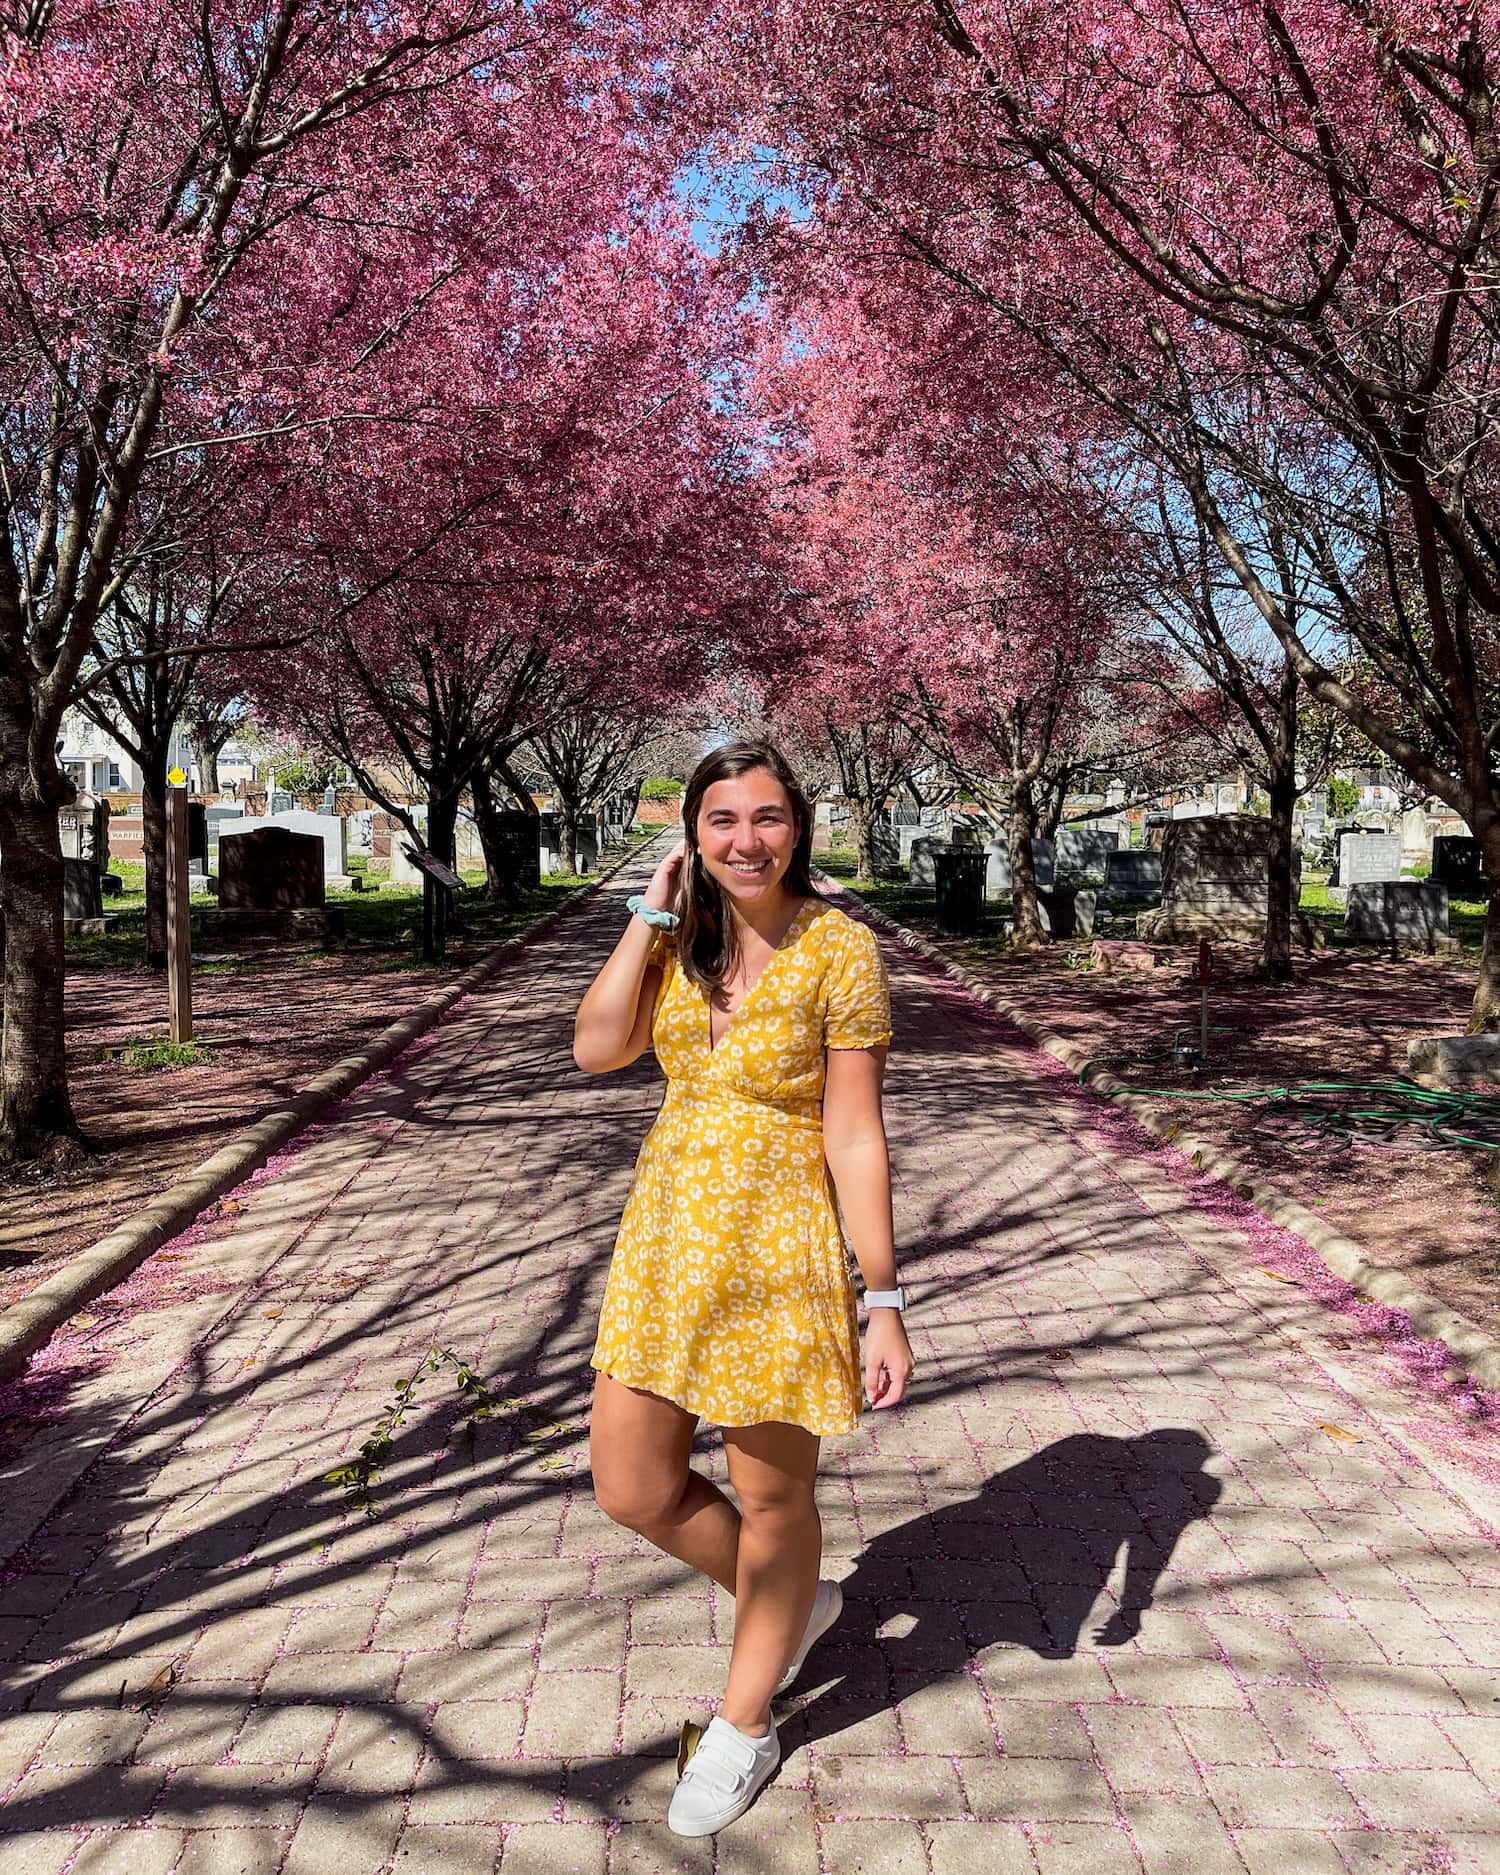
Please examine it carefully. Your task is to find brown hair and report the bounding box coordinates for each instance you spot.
[674,740,817,993]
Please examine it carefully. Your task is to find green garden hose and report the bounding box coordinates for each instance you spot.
[1077,1059,1500,1153]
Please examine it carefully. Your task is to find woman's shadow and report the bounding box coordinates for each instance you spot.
[791,1428,1221,1747]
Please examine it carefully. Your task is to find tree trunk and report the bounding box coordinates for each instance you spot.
[1468,842,1500,1033]
[559,801,579,875]
[1009,780,1047,948]
[1263,664,1299,982]
[140,754,170,970]
[0,796,86,1168]
[847,797,878,883]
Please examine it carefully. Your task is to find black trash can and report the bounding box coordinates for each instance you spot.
[934,846,987,935]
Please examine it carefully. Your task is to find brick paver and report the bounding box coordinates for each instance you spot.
[4,851,1500,1873]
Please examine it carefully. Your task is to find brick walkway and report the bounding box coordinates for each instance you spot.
[4,850,1500,1875]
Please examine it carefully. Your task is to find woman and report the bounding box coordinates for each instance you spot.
[573,739,914,1838]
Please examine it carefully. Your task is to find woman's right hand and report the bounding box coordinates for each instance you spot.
[642,838,687,912]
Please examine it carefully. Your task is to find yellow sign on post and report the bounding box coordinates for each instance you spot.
[164,783,193,1044]
[167,766,187,787]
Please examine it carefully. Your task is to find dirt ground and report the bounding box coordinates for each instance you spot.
[1,867,619,1311]
[825,858,1500,1340]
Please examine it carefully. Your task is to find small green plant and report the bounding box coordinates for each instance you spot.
[117,1039,215,1069]
[324,1346,502,1519]
[1326,777,1360,817]
[640,776,684,800]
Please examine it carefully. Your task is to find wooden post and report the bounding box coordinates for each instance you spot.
[165,784,193,1043]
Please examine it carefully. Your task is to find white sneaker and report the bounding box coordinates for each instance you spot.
[776,1578,843,1694]
[667,1714,780,1836]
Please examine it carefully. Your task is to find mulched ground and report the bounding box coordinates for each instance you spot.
[828,861,1500,1341]
[1,874,608,1311]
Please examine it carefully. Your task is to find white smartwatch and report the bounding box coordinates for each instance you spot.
[862,1286,906,1313]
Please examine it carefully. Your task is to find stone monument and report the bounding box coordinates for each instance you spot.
[259,808,351,886]
[983,838,1056,900]
[1345,881,1456,952]
[1056,826,1120,880]
[1328,829,1401,900]
[1136,815,1309,945]
[203,826,343,944]
[1100,850,1162,899]
[1431,835,1485,898]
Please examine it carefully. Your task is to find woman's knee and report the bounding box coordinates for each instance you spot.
[590,1446,688,1531]
[734,1475,819,1531]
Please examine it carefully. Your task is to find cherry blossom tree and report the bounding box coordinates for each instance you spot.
[682,0,1500,1018]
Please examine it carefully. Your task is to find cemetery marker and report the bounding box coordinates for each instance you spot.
[165,782,193,1043]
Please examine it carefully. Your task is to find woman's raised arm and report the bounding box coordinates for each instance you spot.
[573,841,684,1074]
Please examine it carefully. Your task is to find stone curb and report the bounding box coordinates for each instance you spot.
[0,838,660,1385]
[841,885,1500,1396]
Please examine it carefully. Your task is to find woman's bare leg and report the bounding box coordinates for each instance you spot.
[719,1421,822,1735]
[589,1372,740,1590]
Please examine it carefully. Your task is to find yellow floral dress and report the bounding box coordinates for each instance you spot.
[590,897,892,1436]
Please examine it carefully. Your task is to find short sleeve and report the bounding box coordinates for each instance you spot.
[824,919,892,1050]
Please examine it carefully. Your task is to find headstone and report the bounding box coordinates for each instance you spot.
[1431,835,1485,898]
[269,787,294,815]
[348,810,375,855]
[454,812,486,869]
[58,796,111,875]
[1345,881,1455,952]
[1101,850,1163,899]
[983,839,1056,900]
[1400,805,1434,868]
[949,821,983,847]
[1407,1034,1500,1088]
[538,811,562,874]
[258,809,349,880]
[321,783,338,816]
[489,811,542,890]
[1056,826,1120,880]
[62,856,102,921]
[219,827,326,910]
[908,838,950,891]
[186,801,208,867]
[1037,886,1097,940]
[205,805,245,853]
[898,825,929,864]
[1136,815,1308,945]
[1329,830,1401,896]
[574,826,599,874]
[871,824,899,871]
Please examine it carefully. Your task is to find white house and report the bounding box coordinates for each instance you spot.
[58,709,195,794]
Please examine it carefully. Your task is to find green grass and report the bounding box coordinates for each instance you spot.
[114,1039,216,1069]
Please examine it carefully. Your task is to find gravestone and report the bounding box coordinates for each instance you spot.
[269,787,294,815]
[219,827,325,909]
[205,805,245,852]
[489,810,542,890]
[908,838,949,891]
[205,826,343,944]
[1056,826,1120,880]
[1101,850,1162,899]
[573,825,599,873]
[899,825,930,864]
[1432,835,1485,898]
[259,808,350,883]
[1400,805,1435,868]
[63,856,103,923]
[1407,1034,1500,1088]
[187,801,208,867]
[321,783,338,816]
[1345,881,1455,953]
[1037,886,1097,940]
[454,812,485,869]
[1328,829,1401,898]
[1137,815,1308,945]
[58,796,111,876]
[871,824,899,871]
[949,821,983,848]
[983,839,1056,900]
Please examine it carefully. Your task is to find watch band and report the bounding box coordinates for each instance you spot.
[862,1286,906,1312]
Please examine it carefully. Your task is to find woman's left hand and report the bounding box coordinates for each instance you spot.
[863,1310,915,1409]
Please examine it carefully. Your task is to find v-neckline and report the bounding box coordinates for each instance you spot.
[706,897,812,1055]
